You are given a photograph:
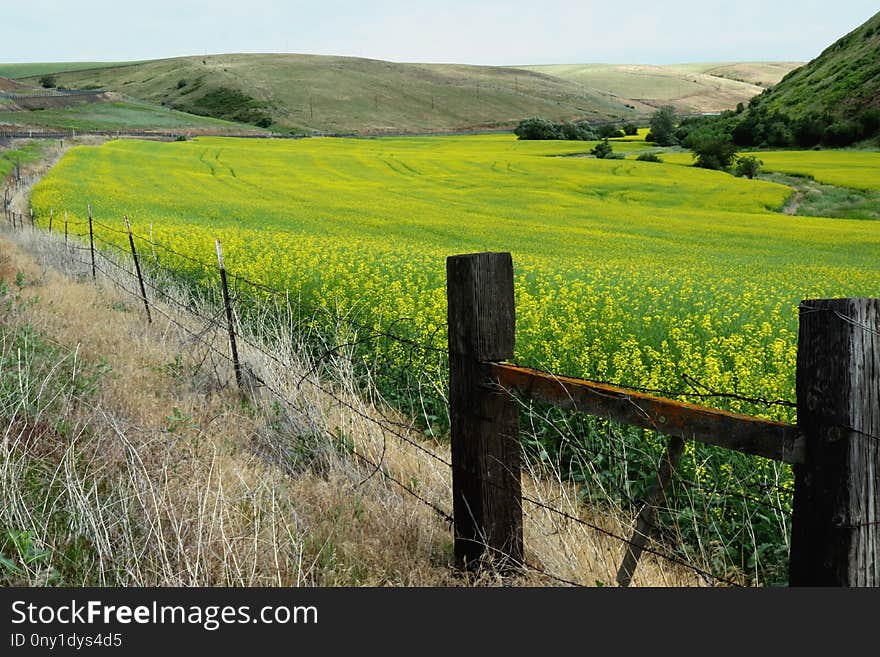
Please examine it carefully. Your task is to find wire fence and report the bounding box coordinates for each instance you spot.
[2,205,811,587]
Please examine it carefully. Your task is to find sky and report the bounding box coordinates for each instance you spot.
[2,0,878,66]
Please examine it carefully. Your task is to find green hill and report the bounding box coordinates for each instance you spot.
[34,54,638,135]
[751,11,879,121]
[0,62,146,79]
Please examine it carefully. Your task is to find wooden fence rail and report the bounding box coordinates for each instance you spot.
[447,251,879,586]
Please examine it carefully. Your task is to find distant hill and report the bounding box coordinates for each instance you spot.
[33,54,638,135]
[0,62,146,79]
[521,62,801,114]
[747,11,880,122]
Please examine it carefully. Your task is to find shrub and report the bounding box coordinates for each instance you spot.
[514,117,562,140]
[635,152,663,163]
[177,79,188,89]
[622,122,638,136]
[39,75,56,89]
[597,124,625,139]
[560,121,597,141]
[688,132,738,170]
[591,139,613,159]
[764,121,793,147]
[823,121,860,147]
[734,155,763,179]
[515,117,596,141]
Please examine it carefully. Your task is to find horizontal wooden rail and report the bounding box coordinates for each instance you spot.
[488,363,805,465]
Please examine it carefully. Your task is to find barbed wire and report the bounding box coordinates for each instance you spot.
[70,237,739,586]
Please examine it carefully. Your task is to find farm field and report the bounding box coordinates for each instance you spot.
[31,134,880,422]
[661,149,880,191]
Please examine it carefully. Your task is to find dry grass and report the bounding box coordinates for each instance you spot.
[0,224,712,587]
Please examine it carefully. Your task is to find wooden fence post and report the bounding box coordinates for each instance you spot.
[88,204,96,281]
[790,298,880,586]
[216,239,243,390]
[447,252,522,569]
[125,216,151,323]
[48,209,53,233]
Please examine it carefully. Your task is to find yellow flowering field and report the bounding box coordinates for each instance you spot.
[31,134,880,421]
[30,133,880,582]
[662,149,880,190]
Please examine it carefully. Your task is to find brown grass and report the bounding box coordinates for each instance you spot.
[0,225,713,587]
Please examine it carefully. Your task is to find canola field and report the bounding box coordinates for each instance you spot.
[662,149,880,190]
[32,134,880,426]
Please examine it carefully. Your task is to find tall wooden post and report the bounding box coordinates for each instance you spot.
[125,216,151,323]
[790,298,880,586]
[88,204,96,281]
[447,252,522,569]
[216,239,243,390]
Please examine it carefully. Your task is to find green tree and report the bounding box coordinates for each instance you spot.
[591,139,613,159]
[39,75,56,89]
[688,132,738,170]
[734,155,763,179]
[648,105,678,146]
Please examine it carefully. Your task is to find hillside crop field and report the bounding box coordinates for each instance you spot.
[29,134,880,581]
[31,135,880,413]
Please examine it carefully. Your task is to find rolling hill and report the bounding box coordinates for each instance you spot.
[33,54,638,135]
[7,55,806,135]
[746,10,880,121]
[522,62,802,114]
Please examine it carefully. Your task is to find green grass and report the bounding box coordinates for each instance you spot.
[0,141,46,178]
[0,61,147,79]
[0,101,255,132]
[762,172,880,219]
[34,54,638,134]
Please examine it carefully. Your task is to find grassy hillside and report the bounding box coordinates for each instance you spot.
[0,62,147,79]
[34,54,639,134]
[0,98,264,133]
[749,11,880,121]
[522,62,801,114]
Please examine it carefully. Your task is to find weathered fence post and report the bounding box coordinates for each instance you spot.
[125,216,151,323]
[616,436,685,587]
[48,209,53,233]
[216,239,243,390]
[87,204,96,281]
[789,297,880,586]
[447,252,522,569]
[64,212,68,247]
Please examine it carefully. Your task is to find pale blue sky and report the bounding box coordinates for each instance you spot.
[3,1,878,65]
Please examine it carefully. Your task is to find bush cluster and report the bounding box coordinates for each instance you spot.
[514,117,597,141]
